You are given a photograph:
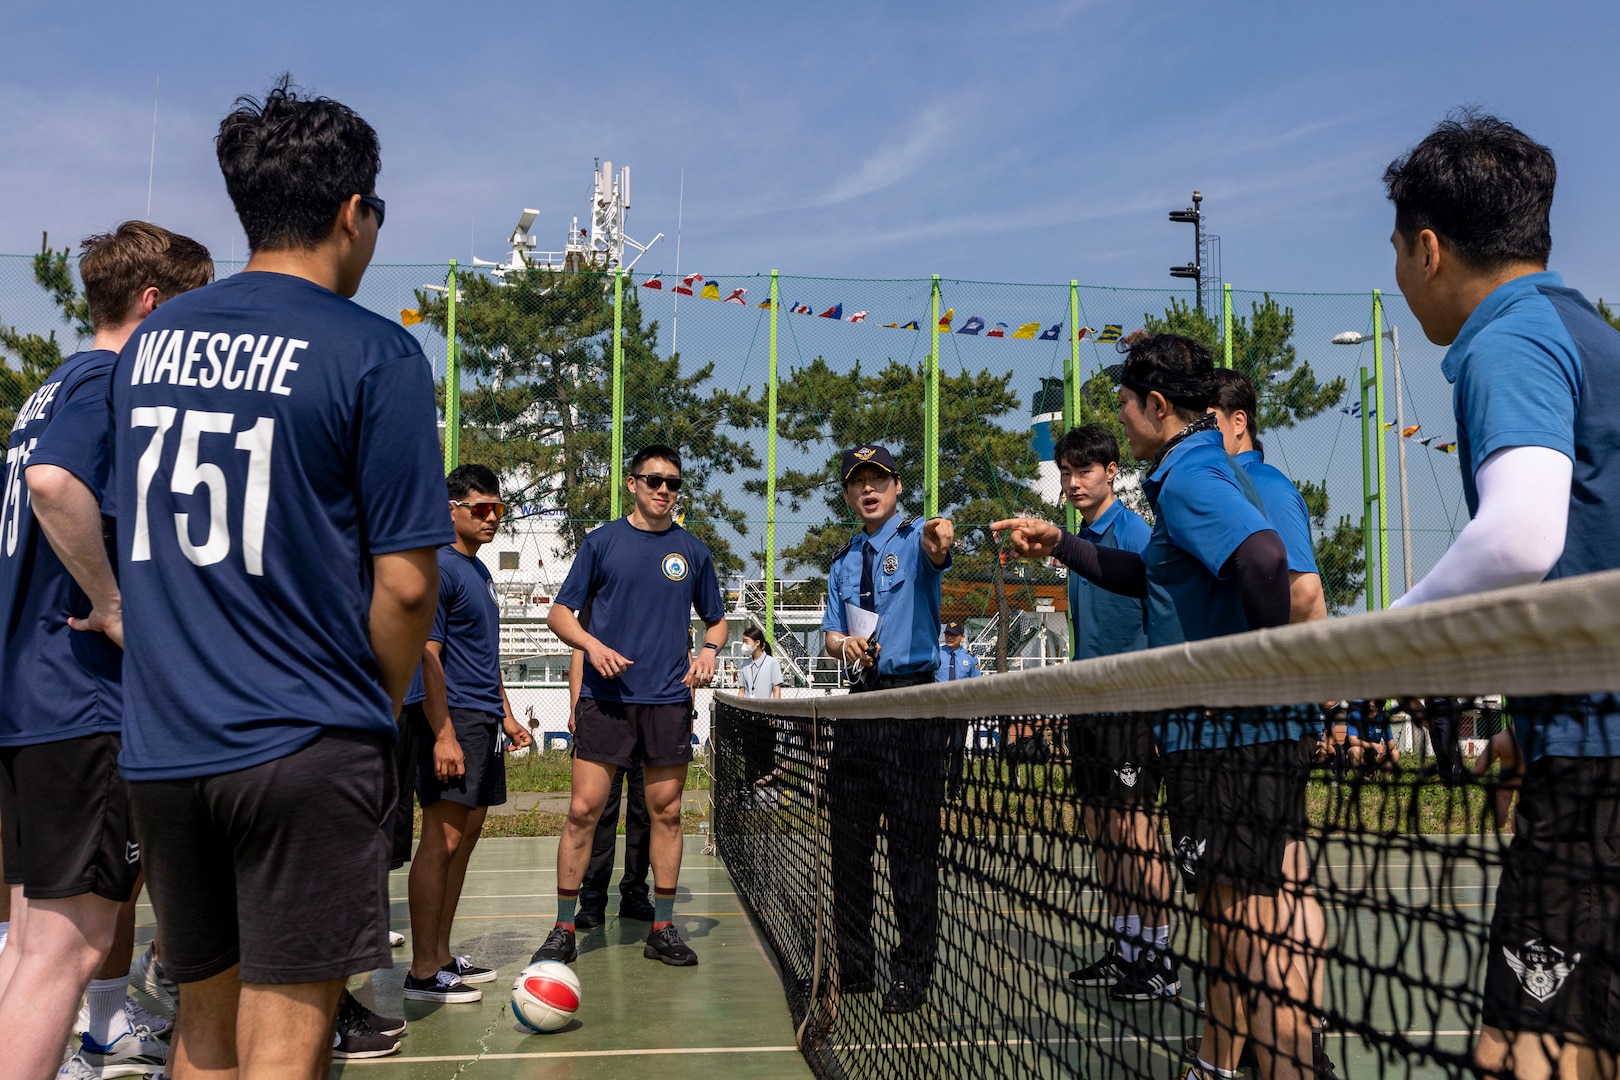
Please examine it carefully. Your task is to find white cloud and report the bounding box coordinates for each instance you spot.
[814,108,953,207]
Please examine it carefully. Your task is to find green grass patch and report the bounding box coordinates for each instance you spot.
[502,750,713,793]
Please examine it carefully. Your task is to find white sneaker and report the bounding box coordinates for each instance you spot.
[127,946,177,1019]
[388,929,405,947]
[123,996,173,1040]
[64,1024,167,1078]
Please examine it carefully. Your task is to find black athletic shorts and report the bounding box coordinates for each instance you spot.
[391,705,423,868]
[1162,737,1311,896]
[1482,756,1620,1043]
[129,728,395,985]
[1068,714,1160,808]
[574,697,694,769]
[416,707,507,809]
[0,732,139,902]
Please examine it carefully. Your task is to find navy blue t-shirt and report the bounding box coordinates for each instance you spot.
[0,350,123,745]
[430,545,504,715]
[1442,271,1620,758]
[556,517,725,704]
[109,272,454,780]
[1233,450,1318,575]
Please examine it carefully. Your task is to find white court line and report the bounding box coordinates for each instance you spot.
[338,1045,801,1064]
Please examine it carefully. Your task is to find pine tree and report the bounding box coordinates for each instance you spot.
[1,234,92,432]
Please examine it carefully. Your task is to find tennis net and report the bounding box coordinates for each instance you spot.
[711,570,1620,1079]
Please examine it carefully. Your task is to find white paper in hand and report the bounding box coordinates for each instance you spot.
[843,603,881,644]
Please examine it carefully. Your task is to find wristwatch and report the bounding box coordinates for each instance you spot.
[702,642,720,653]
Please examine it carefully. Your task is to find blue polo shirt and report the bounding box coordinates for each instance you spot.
[0,350,123,747]
[1442,270,1620,759]
[1144,428,1307,751]
[555,517,725,704]
[1233,450,1318,575]
[1067,499,1183,659]
[822,513,951,677]
[935,643,982,681]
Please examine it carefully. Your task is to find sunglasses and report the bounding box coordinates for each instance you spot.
[358,193,386,229]
[451,500,506,520]
[633,473,683,492]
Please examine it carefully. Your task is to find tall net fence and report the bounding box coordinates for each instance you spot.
[711,571,1620,1079]
[1,253,1466,725]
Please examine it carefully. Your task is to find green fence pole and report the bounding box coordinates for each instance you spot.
[1372,289,1390,608]
[1222,283,1233,370]
[1359,363,1376,611]
[765,270,779,644]
[610,269,625,519]
[443,260,459,473]
[1065,280,1081,535]
[926,275,940,520]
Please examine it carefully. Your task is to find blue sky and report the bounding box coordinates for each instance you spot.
[4,0,1618,300]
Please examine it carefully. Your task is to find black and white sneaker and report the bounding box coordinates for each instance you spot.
[644,925,699,966]
[442,955,498,984]
[1068,942,1130,988]
[1109,947,1182,1000]
[332,997,401,1060]
[341,988,405,1037]
[530,924,578,965]
[402,970,483,1003]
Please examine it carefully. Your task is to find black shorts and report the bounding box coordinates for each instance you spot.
[1482,756,1620,1043]
[1068,714,1160,809]
[415,708,507,809]
[574,697,694,769]
[129,728,395,985]
[0,732,139,902]
[391,705,422,868]
[1162,738,1310,896]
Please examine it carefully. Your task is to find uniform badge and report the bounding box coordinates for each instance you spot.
[1503,939,1580,1003]
[1114,763,1139,788]
[1174,835,1206,876]
[487,580,499,604]
[854,446,877,460]
[662,553,689,581]
[883,553,899,575]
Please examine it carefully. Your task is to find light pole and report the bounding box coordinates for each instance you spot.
[1334,325,1413,594]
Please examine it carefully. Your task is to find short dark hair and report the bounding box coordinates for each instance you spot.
[1382,108,1555,271]
[1209,369,1259,431]
[1116,333,1214,419]
[79,222,213,330]
[742,626,771,654]
[629,444,682,474]
[216,75,382,252]
[1053,424,1120,470]
[446,463,500,501]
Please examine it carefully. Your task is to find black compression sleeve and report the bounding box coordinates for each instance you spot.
[1051,530,1148,599]
[1223,529,1291,630]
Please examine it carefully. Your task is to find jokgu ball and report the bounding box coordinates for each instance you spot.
[511,961,580,1033]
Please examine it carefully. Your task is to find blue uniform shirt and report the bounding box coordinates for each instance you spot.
[822,513,951,677]
[1144,428,1307,751]
[1067,499,1183,659]
[1442,270,1620,758]
[0,350,123,746]
[935,643,982,681]
[429,546,504,715]
[110,272,454,781]
[1233,449,1318,575]
[555,517,725,704]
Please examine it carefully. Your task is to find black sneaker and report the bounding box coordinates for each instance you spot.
[1109,948,1182,1001]
[879,978,927,1014]
[402,970,483,1003]
[574,906,606,930]
[332,994,402,1058]
[1184,1034,1259,1070]
[442,955,498,984]
[644,925,698,966]
[341,988,405,1037]
[1068,942,1130,988]
[531,924,578,965]
[619,892,656,921]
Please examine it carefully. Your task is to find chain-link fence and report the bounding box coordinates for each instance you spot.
[0,253,1465,735]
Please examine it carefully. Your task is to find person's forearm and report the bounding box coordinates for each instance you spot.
[702,618,728,651]
[28,465,118,612]
[370,549,439,714]
[1289,571,1328,623]
[421,647,452,735]
[1052,530,1148,598]
[1227,530,1291,630]
[567,649,584,714]
[547,604,601,653]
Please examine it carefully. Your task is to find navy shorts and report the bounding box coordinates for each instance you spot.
[415,708,507,809]
[574,697,694,769]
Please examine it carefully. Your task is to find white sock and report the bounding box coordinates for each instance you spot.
[0,921,9,956]
[1196,1058,1241,1079]
[86,977,130,1048]
[1149,924,1170,951]
[1117,915,1142,962]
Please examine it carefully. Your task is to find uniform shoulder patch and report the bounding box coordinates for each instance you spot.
[897,515,917,530]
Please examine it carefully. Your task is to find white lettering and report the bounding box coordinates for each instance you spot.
[244,336,282,394]
[223,334,255,391]
[269,339,306,397]
[179,330,208,386]
[131,330,167,385]
[199,333,229,389]
[151,331,184,385]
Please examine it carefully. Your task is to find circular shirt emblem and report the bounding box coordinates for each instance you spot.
[883,553,899,575]
[662,553,689,581]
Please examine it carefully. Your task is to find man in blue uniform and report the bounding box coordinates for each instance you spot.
[1209,369,1327,623]
[1384,110,1620,1079]
[91,80,453,1073]
[534,445,727,969]
[934,621,981,682]
[404,464,531,1004]
[821,444,956,1014]
[0,221,211,1078]
[1052,424,1183,1003]
[993,334,1324,1080]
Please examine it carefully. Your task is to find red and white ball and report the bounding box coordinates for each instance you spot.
[511,961,580,1033]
